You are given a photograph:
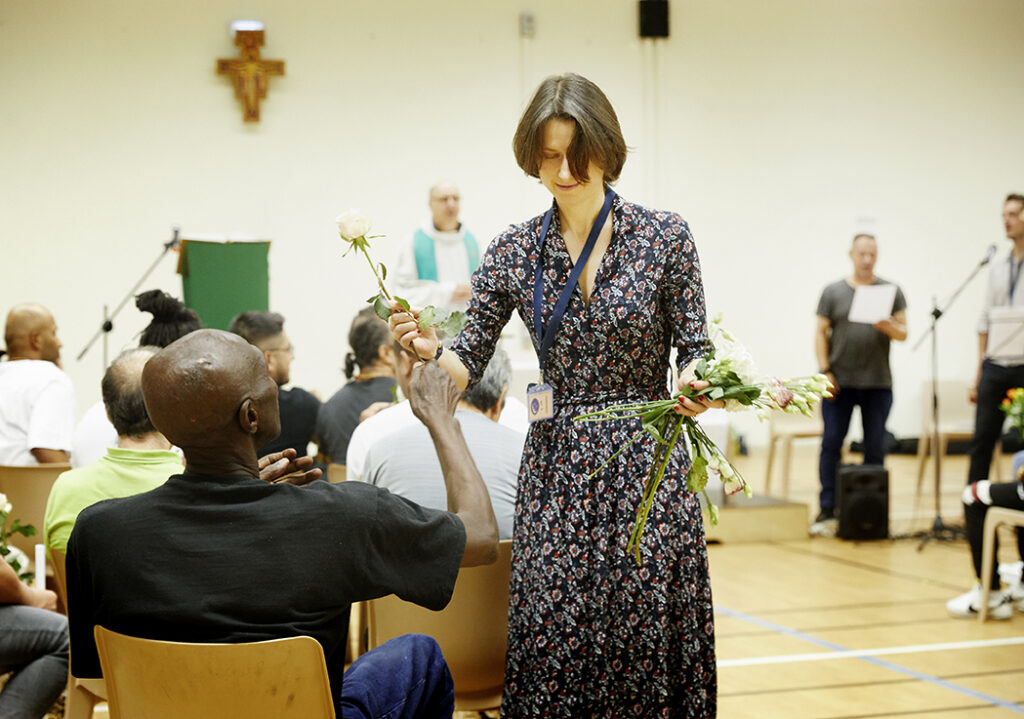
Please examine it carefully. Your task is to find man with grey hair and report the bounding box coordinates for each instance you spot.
[44,346,182,553]
[393,180,480,312]
[359,347,523,538]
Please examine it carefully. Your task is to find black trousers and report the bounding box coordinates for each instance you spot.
[968,360,1024,484]
[965,481,1024,589]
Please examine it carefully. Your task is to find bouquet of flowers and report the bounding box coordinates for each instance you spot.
[1001,387,1024,438]
[335,210,465,335]
[0,493,37,584]
[575,317,832,564]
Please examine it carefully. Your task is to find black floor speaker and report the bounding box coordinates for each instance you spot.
[837,464,889,540]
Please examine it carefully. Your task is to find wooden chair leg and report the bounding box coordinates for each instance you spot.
[781,437,793,499]
[978,509,1001,623]
[915,434,929,505]
[764,436,777,495]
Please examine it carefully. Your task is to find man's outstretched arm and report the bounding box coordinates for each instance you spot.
[408,360,499,567]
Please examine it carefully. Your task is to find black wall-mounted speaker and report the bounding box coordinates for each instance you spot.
[837,464,889,540]
[639,0,669,38]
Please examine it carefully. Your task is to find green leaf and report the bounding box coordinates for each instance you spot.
[418,306,436,331]
[642,418,665,444]
[438,311,466,336]
[686,453,709,493]
[695,358,708,379]
[11,520,35,538]
[393,296,411,312]
[379,263,388,281]
[372,293,390,320]
[709,386,725,401]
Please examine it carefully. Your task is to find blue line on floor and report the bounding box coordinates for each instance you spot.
[715,605,1024,714]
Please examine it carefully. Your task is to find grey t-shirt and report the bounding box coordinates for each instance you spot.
[817,277,907,389]
[361,408,524,539]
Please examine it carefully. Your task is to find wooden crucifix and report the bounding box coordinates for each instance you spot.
[216,29,284,122]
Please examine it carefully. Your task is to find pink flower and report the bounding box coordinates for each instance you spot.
[767,378,793,410]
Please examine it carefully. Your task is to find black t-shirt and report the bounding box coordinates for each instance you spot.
[66,472,465,698]
[259,386,321,457]
[317,377,397,464]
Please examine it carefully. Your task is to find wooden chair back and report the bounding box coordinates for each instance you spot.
[94,626,336,719]
[364,539,512,712]
[0,462,70,556]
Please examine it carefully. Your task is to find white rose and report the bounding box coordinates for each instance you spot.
[2,502,11,515]
[335,210,372,242]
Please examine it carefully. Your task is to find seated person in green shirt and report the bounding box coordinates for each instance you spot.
[44,346,182,552]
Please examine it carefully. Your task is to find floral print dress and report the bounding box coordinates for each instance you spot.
[451,194,716,718]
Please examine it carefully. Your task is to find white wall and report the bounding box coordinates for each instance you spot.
[2,0,1023,446]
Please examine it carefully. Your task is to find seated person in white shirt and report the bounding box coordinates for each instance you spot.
[345,341,419,482]
[359,347,523,539]
[0,302,75,465]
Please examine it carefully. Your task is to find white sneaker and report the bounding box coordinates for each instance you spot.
[1008,581,1024,612]
[998,561,1022,586]
[946,584,1013,619]
[809,517,838,538]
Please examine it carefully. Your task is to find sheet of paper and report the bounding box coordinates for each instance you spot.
[986,306,1024,363]
[847,284,897,324]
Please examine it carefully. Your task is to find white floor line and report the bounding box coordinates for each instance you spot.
[718,636,1024,668]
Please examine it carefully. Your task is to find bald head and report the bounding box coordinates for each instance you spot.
[4,303,61,363]
[141,329,280,454]
[429,180,461,232]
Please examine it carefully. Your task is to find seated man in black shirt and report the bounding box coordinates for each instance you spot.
[66,329,498,718]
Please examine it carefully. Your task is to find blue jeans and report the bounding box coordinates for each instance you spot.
[340,634,454,719]
[0,605,69,719]
[818,387,893,510]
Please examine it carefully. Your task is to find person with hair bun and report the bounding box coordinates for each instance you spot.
[317,308,397,466]
[70,290,202,468]
[391,73,718,716]
[134,289,202,348]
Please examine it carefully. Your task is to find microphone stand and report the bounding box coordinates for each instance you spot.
[77,226,181,365]
[913,246,993,550]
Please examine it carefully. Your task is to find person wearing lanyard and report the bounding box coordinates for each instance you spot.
[390,73,719,717]
[969,193,1024,486]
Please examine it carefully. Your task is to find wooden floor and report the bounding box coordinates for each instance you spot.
[709,445,1024,718]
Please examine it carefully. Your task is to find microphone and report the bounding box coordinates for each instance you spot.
[981,243,997,266]
[166,225,181,251]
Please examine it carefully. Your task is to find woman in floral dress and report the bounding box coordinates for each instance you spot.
[391,73,717,717]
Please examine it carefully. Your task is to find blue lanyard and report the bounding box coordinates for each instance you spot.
[532,188,616,374]
[1011,257,1023,301]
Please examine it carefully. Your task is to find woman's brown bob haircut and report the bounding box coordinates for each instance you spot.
[513,73,627,185]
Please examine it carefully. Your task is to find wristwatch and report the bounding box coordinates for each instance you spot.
[419,345,444,363]
[819,367,831,374]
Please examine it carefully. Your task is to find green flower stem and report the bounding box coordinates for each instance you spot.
[627,413,684,566]
[357,241,391,301]
[586,429,646,480]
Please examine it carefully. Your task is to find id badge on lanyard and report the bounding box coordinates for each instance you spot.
[528,188,615,423]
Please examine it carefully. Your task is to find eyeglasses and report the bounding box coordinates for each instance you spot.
[266,344,294,355]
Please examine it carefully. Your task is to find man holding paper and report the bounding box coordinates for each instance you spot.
[813,233,907,533]
[969,193,1024,485]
